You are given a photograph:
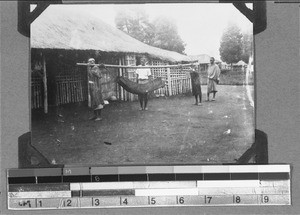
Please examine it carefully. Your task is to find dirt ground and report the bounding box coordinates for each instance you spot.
[32,85,254,166]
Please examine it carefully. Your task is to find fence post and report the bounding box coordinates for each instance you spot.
[118,58,124,101]
[42,55,48,113]
[167,68,172,96]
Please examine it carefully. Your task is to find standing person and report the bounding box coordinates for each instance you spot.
[190,65,202,106]
[87,58,104,121]
[135,59,152,110]
[206,57,221,101]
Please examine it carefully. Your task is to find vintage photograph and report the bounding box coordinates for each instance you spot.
[30,3,255,166]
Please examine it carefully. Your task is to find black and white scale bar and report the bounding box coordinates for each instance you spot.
[8,172,290,184]
[7,165,290,184]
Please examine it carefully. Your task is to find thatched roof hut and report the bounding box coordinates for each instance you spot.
[30,6,195,111]
[31,6,191,63]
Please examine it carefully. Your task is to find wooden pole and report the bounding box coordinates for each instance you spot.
[63,79,66,104]
[87,66,91,107]
[118,58,123,101]
[76,62,199,69]
[167,68,172,96]
[42,55,48,113]
[122,57,127,101]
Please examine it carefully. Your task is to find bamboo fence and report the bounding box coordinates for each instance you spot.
[31,73,43,109]
[55,74,86,105]
[32,60,195,109]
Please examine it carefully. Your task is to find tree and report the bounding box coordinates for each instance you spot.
[219,24,243,66]
[151,16,186,54]
[115,7,155,45]
[115,10,186,54]
[241,31,253,64]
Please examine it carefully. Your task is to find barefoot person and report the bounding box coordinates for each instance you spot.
[190,65,202,106]
[87,58,104,121]
[135,59,152,110]
[206,57,220,101]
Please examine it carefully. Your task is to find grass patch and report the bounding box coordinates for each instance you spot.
[200,68,254,85]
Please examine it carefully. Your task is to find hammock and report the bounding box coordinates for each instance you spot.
[117,77,165,95]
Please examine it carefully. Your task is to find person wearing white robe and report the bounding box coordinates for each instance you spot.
[206,57,220,101]
[135,60,152,110]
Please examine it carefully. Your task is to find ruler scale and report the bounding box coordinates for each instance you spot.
[7,165,291,210]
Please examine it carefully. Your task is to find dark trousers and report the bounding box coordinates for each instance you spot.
[138,93,148,110]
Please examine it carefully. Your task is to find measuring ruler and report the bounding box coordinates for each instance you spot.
[7,164,291,210]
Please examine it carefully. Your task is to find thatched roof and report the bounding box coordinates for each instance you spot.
[188,54,211,64]
[31,6,191,63]
[189,54,222,64]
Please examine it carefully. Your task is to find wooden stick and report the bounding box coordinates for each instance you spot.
[37,85,40,108]
[76,62,199,69]
[56,82,59,106]
[75,81,78,102]
[77,81,80,102]
[66,78,69,103]
[65,80,68,104]
[60,79,63,104]
[80,81,84,101]
[57,79,60,105]
[58,81,61,105]
[62,79,65,104]
[70,81,74,103]
[71,80,74,103]
[167,68,172,96]
[39,84,41,108]
[43,55,48,113]
[65,79,68,104]
[67,80,70,103]
[59,81,62,105]
[33,85,36,109]
[69,78,72,103]
[79,80,81,102]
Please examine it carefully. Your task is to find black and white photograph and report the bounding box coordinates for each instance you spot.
[1,1,300,214]
[30,3,255,166]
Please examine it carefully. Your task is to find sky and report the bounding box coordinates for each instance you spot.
[42,3,253,60]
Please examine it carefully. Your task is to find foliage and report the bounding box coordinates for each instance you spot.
[115,9,186,54]
[219,24,243,65]
[241,31,253,64]
[115,7,154,44]
[151,16,186,54]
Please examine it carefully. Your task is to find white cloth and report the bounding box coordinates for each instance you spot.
[95,104,103,110]
[136,67,151,80]
[207,64,220,80]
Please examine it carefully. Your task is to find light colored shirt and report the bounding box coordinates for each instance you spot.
[136,67,151,80]
[207,64,220,80]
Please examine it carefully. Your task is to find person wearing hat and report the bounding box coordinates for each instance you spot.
[87,58,104,121]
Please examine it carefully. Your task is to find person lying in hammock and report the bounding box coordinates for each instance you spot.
[135,59,152,111]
